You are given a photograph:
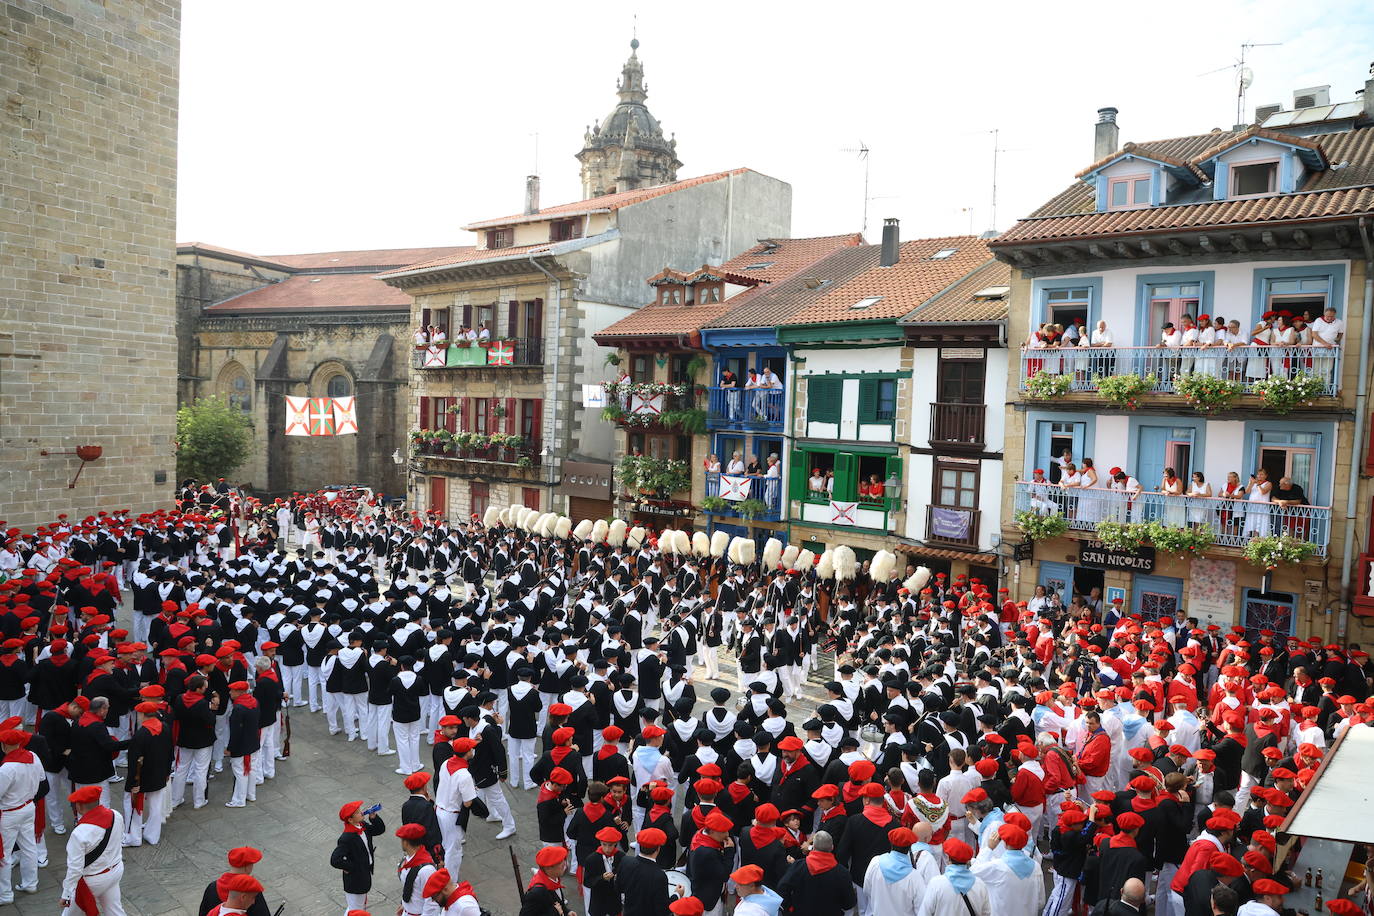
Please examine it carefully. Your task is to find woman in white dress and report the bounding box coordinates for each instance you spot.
[1219,470,1247,538]
[1244,468,1273,537]
[1186,471,1213,528]
[1247,317,1272,381]
[1078,458,1102,522]
[1073,333,1091,385]
[1160,468,1186,527]
[1271,315,1298,378]
[1042,325,1062,375]
[1060,463,1082,521]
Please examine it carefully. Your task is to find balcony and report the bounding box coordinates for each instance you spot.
[412,433,542,468]
[1011,481,1332,556]
[703,471,784,522]
[601,382,703,431]
[705,386,785,432]
[929,403,987,449]
[1017,345,1342,397]
[925,505,981,548]
[412,337,544,370]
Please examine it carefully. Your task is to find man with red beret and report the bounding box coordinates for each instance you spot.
[581,826,625,916]
[1076,711,1112,800]
[521,846,571,916]
[330,799,386,913]
[774,735,820,819]
[60,785,125,916]
[205,873,264,916]
[0,727,41,901]
[1094,811,1149,910]
[916,837,988,916]
[1247,877,1288,916]
[618,827,671,916]
[171,673,218,810]
[122,700,173,846]
[687,810,734,916]
[778,828,856,916]
[971,822,1043,916]
[198,846,270,916]
[837,781,899,911]
[65,695,127,806]
[861,826,927,916]
[395,823,437,916]
[225,680,260,808]
[436,736,480,874]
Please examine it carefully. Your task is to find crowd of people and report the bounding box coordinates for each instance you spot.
[0,484,1372,916]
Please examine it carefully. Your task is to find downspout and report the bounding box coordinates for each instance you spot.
[528,254,563,496]
[1339,217,1374,639]
[785,349,803,544]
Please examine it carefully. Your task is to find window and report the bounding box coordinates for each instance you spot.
[471,398,489,434]
[550,218,581,242]
[1230,161,1277,197]
[1257,430,1320,498]
[227,374,251,412]
[858,377,897,422]
[851,296,882,310]
[521,487,541,511]
[630,354,653,383]
[1265,276,1330,320]
[930,248,958,260]
[1147,283,1201,334]
[519,399,542,446]
[670,354,694,384]
[1242,589,1296,638]
[486,228,513,249]
[938,356,985,404]
[470,482,490,519]
[934,460,979,508]
[807,377,842,423]
[473,304,493,335]
[1107,174,1152,209]
[326,375,351,398]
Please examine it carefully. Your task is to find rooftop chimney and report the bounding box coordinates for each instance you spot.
[524,174,541,216]
[1364,62,1374,123]
[1094,107,1120,162]
[880,218,899,268]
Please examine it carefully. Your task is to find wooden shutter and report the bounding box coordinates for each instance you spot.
[462,304,472,330]
[808,377,841,423]
[421,308,432,328]
[857,378,878,423]
[835,452,857,501]
[527,298,544,340]
[529,399,543,448]
[418,396,431,430]
[445,399,457,433]
[789,449,807,500]
[508,300,520,339]
[505,397,517,435]
[885,454,903,491]
[460,397,472,432]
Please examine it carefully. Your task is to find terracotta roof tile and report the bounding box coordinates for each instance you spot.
[1001,123,1374,247]
[701,245,880,330]
[204,273,414,314]
[377,241,567,278]
[463,169,753,230]
[264,246,473,270]
[901,259,1011,323]
[177,242,292,268]
[593,235,864,341]
[781,236,992,326]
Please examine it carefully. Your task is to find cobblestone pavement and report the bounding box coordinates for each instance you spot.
[13,608,835,916]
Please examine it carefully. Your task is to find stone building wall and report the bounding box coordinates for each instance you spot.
[0,0,181,527]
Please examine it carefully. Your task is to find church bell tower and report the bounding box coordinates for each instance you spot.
[576,39,682,199]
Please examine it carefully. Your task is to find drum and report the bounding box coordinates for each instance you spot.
[665,869,692,902]
[858,723,884,744]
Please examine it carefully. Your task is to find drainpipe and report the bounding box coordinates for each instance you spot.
[528,253,563,497]
[785,350,804,545]
[1339,217,1374,640]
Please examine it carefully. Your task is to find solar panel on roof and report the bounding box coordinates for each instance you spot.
[1262,101,1363,129]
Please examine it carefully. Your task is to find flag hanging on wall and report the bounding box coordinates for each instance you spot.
[283,396,358,436]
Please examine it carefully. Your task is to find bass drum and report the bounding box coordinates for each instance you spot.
[664,869,692,902]
[858,723,884,744]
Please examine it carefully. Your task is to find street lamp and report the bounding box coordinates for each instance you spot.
[884,473,903,502]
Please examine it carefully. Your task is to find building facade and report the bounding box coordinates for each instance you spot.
[384,169,792,523]
[178,244,469,498]
[1,0,181,526]
[993,79,1374,640]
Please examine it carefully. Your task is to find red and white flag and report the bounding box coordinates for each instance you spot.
[830,501,858,526]
[332,397,358,435]
[719,475,751,501]
[284,397,312,436]
[308,398,335,436]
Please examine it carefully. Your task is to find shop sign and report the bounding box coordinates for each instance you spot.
[1078,540,1155,572]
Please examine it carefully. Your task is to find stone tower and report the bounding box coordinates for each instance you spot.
[577,39,682,198]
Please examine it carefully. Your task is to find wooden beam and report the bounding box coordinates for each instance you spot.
[1009,250,1032,266]
[1335,226,1352,247]
[1034,248,1059,264]
[1139,239,1159,257]
[1114,242,1137,259]
[1293,229,1312,249]
[1167,239,1188,256]
[1198,235,1215,253]
[1230,233,1249,253]
[1088,244,1111,259]
[1261,230,1279,249]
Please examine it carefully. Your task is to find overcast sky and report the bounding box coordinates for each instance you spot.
[176,0,1374,256]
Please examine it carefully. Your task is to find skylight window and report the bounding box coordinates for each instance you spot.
[930,248,958,260]
[744,261,775,270]
[851,296,883,310]
[973,286,1010,299]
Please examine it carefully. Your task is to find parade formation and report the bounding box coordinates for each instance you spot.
[0,484,1370,916]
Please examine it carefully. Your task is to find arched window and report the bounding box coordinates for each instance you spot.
[219,363,251,412]
[327,375,352,398]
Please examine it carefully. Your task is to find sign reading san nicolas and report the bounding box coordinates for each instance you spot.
[1078,539,1155,573]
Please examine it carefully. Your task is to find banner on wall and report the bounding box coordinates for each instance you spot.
[283,397,358,437]
[719,475,751,501]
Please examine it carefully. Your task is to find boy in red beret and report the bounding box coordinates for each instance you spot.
[330,800,385,913]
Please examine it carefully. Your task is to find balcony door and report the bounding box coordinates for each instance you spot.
[1136,425,1194,492]
[1259,446,1315,493]
[937,355,985,404]
[1034,420,1085,485]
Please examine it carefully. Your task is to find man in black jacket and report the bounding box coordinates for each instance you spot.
[400,771,443,862]
[520,845,573,916]
[835,785,897,897]
[1096,811,1151,907]
[251,657,285,781]
[461,705,514,838]
[122,701,173,846]
[171,674,217,809]
[778,830,856,916]
[330,799,386,912]
[225,680,261,808]
[197,846,271,916]
[65,696,127,803]
[686,811,733,916]
[618,827,671,916]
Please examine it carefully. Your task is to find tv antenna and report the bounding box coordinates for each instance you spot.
[987,129,1025,235]
[840,142,871,234]
[1198,41,1282,126]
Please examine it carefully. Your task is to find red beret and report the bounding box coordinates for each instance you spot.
[669,898,705,916]
[69,786,103,805]
[221,874,263,893]
[943,838,974,864]
[339,800,364,821]
[1116,811,1145,830]
[637,827,667,849]
[395,823,428,841]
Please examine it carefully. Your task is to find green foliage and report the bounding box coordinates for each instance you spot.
[1094,520,1145,550]
[1025,371,1072,400]
[1094,372,1157,409]
[659,408,707,434]
[1174,373,1244,413]
[175,397,252,482]
[618,455,692,496]
[700,495,728,512]
[735,498,769,520]
[685,354,709,379]
[603,352,622,367]
[1244,534,1319,569]
[1141,521,1214,555]
[1014,510,1068,541]
[600,404,625,424]
[1249,372,1327,414]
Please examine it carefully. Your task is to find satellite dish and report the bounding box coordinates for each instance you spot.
[1239,67,1254,90]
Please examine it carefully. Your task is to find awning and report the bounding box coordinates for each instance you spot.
[1280,726,1374,844]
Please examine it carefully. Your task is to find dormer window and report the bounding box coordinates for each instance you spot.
[1230,161,1278,197]
[1107,174,1152,210]
[549,218,582,242]
[657,285,684,306]
[486,228,513,250]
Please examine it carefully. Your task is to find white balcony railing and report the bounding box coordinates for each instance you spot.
[1018,345,1341,396]
[1012,481,1331,555]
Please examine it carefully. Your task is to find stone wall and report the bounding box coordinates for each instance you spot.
[0,0,181,527]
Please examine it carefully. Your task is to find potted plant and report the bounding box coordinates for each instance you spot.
[700,495,728,512]
[1249,372,1327,414]
[1025,371,1072,400]
[604,352,622,367]
[1173,373,1244,413]
[492,402,507,418]
[1014,510,1068,541]
[1243,533,1319,569]
[1142,521,1215,556]
[1094,372,1157,409]
[735,498,768,520]
[1093,520,1144,551]
[516,456,533,469]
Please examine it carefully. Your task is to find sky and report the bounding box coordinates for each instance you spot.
[176,0,1374,256]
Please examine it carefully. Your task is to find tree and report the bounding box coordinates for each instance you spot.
[176,396,252,482]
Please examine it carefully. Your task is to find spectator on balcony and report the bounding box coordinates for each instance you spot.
[705,454,721,475]
[1077,457,1104,523]
[413,326,430,347]
[476,322,491,343]
[1272,314,1298,377]
[1186,471,1212,529]
[808,468,826,498]
[1178,315,1199,375]
[719,369,739,420]
[726,452,746,475]
[764,454,781,507]
[1109,467,1141,522]
[1025,325,1048,377]
[1222,318,1247,381]
[1053,448,1074,485]
[745,456,762,476]
[1310,306,1344,386]
[1160,467,1186,527]
[1246,315,1274,380]
[1244,468,1274,538]
[1273,476,1310,539]
[1158,321,1182,381]
[859,474,885,504]
[1028,468,1057,516]
[1219,470,1246,534]
[1059,462,1081,519]
[759,367,783,422]
[824,469,835,498]
[1072,331,1092,385]
[1195,314,1218,377]
[429,324,447,347]
[1042,324,1063,375]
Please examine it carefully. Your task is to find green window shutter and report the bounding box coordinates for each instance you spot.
[884,454,903,483]
[808,377,840,423]
[835,452,857,501]
[789,449,807,501]
[857,378,878,423]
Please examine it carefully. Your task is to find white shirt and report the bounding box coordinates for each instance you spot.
[1160,329,1182,348]
[62,808,126,900]
[1310,316,1345,346]
[971,854,1045,916]
[917,873,991,916]
[1091,327,1113,346]
[864,851,930,916]
[1180,326,1199,346]
[0,751,43,808]
[434,762,477,812]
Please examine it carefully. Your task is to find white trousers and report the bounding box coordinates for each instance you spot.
[282,664,306,705]
[131,613,152,645]
[507,737,535,788]
[121,787,166,846]
[46,769,71,831]
[344,891,367,915]
[172,746,213,807]
[61,862,125,916]
[393,720,424,774]
[1041,873,1077,916]
[306,666,324,710]
[229,753,260,804]
[478,781,516,831]
[259,722,281,779]
[364,703,393,752]
[0,801,37,896]
[437,808,467,877]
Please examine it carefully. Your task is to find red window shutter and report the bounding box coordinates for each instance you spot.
[461,397,472,432]
[445,400,456,433]
[508,300,520,338]
[506,397,517,434]
[527,298,544,339]
[530,398,543,447]
[418,396,431,430]
[421,308,432,328]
